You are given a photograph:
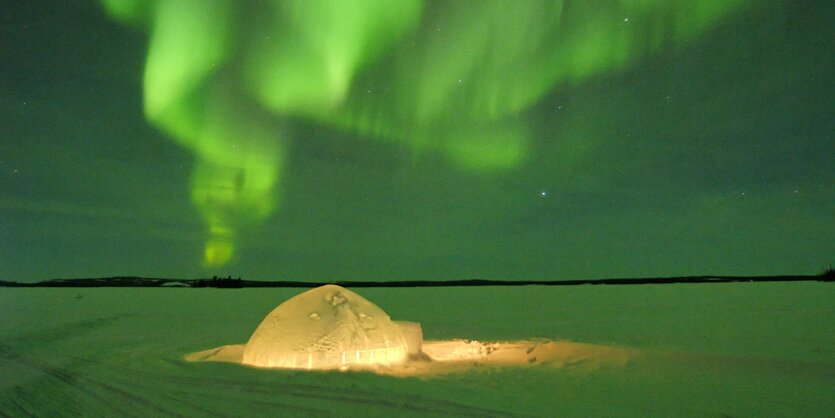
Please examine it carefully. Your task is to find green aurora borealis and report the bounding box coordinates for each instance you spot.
[1,0,833,281]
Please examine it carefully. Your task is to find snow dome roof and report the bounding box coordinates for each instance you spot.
[242,285,409,370]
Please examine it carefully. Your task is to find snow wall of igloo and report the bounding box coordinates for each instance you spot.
[242,285,420,369]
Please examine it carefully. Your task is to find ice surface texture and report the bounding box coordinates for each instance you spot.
[242,285,409,369]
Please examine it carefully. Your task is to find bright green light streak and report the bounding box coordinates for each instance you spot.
[100,0,151,24]
[330,0,754,170]
[143,0,232,136]
[102,0,756,267]
[105,0,283,267]
[244,0,422,115]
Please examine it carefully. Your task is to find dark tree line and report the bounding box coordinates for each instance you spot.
[191,275,244,288]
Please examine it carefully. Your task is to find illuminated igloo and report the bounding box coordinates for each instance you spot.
[242,285,420,370]
[187,284,635,376]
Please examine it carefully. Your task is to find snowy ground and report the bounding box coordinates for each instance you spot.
[1,283,832,417]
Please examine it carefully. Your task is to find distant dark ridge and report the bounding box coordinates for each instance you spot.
[0,273,831,288]
[0,276,181,288]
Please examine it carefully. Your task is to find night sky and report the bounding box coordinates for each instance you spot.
[2,1,832,282]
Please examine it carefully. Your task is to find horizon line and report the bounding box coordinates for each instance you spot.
[1,272,831,288]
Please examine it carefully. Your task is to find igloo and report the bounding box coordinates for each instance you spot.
[188,284,634,376]
[242,285,422,370]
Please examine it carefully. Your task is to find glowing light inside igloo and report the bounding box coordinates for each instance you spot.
[241,285,418,370]
[187,284,634,376]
